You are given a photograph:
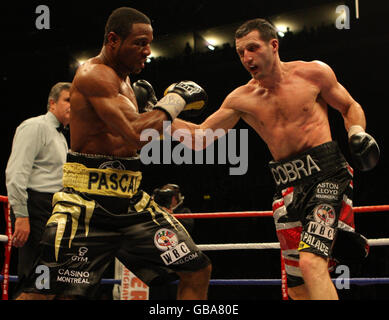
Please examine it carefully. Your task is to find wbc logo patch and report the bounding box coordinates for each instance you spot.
[154,228,179,251]
[154,228,192,266]
[313,204,336,227]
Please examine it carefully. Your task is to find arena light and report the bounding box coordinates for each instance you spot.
[275,24,289,38]
[207,44,216,51]
[149,46,163,59]
[146,54,155,63]
[204,38,219,51]
[77,58,87,66]
[205,38,218,46]
[355,0,359,19]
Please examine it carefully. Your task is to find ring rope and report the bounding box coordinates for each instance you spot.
[173,205,389,219]
[1,275,389,286]
[2,238,388,248]
[197,239,389,251]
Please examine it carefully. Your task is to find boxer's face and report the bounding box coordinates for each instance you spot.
[236,30,278,80]
[116,23,153,74]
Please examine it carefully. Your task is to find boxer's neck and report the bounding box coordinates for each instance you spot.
[98,47,128,80]
[257,58,285,90]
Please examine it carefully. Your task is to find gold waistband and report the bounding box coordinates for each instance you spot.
[62,162,142,198]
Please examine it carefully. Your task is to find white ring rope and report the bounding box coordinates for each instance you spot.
[198,238,389,251]
[2,237,388,249]
[2,236,388,249]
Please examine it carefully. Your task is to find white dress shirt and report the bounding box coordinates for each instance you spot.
[5,111,68,218]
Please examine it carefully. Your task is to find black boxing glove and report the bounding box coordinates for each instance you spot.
[133,80,158,113]
[154,81,207,120]
[348,125,380,171]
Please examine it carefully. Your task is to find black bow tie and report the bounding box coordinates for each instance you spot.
[57,124,69,134]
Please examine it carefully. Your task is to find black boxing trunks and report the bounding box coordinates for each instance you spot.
[269,142,369,288]
[17,151,210,298]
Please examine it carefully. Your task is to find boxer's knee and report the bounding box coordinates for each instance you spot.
[288,284,309,300]
[176,264,212,300]
[299,251,329,282]
[178,263,212,286]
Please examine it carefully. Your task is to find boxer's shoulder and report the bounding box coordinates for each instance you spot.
[73,60,121,97]
[228,80,258,98]
[221,86,249,110]
[292,60,335,83]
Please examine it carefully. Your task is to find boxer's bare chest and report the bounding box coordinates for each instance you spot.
[240,75,323,131]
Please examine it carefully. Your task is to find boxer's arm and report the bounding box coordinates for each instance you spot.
[171,95,242,150]
[314,61,379,170]
[313,61,366,131]
[74,64,168,148]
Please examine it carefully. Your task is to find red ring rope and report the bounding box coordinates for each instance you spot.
[1,195,388,217]
[173,205,389,219]
[174,211,273,219]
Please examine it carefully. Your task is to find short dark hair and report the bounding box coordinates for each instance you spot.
[235,18,278,41]
[103,7,151,44]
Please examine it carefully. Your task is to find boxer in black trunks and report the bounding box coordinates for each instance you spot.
[15,7,211,300]
[171,19,379,299]
[270,142,368,290]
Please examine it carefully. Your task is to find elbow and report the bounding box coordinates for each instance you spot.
[128,131,149,150]
[343,102,366,128]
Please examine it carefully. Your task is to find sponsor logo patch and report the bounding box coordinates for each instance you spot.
[316,182,339,200]
[99,160,126,170]
[307,221,335,240]
[313,204,336,226]
[160,242,191,266]
[299,231,330,256]
[154,228,179,251]
[71,246,89,263]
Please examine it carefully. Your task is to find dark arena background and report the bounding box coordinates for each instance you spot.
[0,0,388,303]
